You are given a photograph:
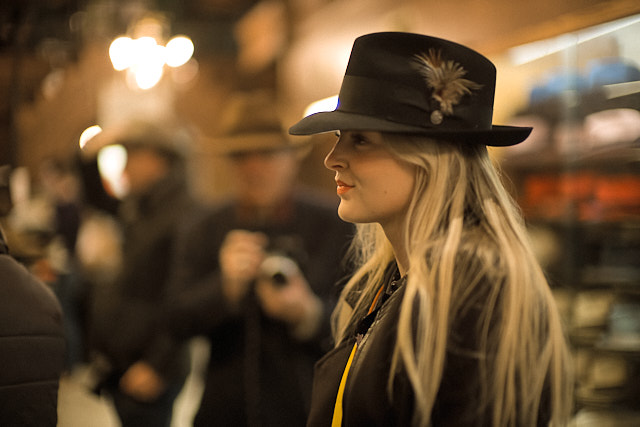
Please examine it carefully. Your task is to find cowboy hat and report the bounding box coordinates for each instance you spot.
[207,90,309,156]
[81,119,191,162]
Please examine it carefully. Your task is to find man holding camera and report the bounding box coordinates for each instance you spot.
[167,92,353,426]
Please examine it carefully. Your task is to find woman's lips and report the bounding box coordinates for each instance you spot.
[336,180,353,195]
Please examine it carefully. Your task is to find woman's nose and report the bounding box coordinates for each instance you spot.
[324,140,346,171]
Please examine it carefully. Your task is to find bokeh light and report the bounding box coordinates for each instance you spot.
[108,33,194,90]
[97,144,128,199]
[109,37,134,71]
[79,125,103,149]
[165,36,194,67]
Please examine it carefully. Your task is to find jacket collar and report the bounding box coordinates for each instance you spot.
[345,261,406,310]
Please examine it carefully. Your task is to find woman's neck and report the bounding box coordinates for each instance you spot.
[395,252,409,277]
[381,222,409,276]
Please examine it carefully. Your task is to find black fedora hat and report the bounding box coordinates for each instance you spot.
[289,32,531,146]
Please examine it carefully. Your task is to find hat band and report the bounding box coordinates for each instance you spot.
[337,75,492,131]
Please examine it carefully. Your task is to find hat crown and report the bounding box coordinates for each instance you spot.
[209,91,305,155]
[338,32,496,131]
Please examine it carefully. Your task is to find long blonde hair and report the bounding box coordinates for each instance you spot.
[331,134,573,426]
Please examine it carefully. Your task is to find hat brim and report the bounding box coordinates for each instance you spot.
[81,120,188,159]
[205,132,309,156]
[289,110,532,147]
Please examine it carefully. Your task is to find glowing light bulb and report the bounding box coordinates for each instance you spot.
[109,37,134,71]
[108,32,196,89]
[128,38,166,90]
[131,63,164,90]
[165,36,194,67]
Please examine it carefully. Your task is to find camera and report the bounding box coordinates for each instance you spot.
[259,254,299,286]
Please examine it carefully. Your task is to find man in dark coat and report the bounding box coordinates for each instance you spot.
[166,92,353,426]
[85,121,202,427]
[0,165,66,427]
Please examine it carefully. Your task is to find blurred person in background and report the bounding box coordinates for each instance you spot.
[0,164,66,426]
[166,92,353,426]
[83,120,202,427]
[36,157,86,372]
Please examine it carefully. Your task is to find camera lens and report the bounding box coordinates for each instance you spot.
[271,272,288,285]
[260,255,299,287]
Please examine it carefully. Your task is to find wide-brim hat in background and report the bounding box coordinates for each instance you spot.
[81,119,192,162]
[207,90,310,156]
[289,32,532,146]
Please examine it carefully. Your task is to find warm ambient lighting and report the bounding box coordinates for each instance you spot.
[97,145,129,199]
[109,37,135,71]
[78,125,102,149]
[508,14,640,65]
[108,34,195,90]
[303,95,339,117]
[79,125,128,199]
[165,36,194,67]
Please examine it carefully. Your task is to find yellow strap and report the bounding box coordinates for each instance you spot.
[331,342,358,427]
[332,284,385,426]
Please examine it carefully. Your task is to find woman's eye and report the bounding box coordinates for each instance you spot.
[351,135,369,147]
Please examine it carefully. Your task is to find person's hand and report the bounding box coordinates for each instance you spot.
[255,267,323,339]
[119,361,166,402]
[219,230,267,306]
[30,258,58,284]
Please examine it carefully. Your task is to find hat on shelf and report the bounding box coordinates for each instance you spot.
[587,58,640,88]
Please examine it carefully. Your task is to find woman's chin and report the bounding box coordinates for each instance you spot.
[337,206,366,224]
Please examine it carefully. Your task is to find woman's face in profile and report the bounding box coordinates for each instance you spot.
[324,131,415,231]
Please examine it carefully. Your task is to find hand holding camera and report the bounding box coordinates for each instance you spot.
[220,230,322,336]
[256,254,322,335]
[219,230,268,306]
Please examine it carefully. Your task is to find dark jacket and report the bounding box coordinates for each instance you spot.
[0,231,66,427]
[168,191,354,427]
[89,170,200,383]
[308,257,552,427]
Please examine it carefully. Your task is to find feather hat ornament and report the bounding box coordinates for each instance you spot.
[414,48,482,124]
[289,32,533,146]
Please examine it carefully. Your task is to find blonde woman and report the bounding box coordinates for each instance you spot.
[289,32,573,426]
